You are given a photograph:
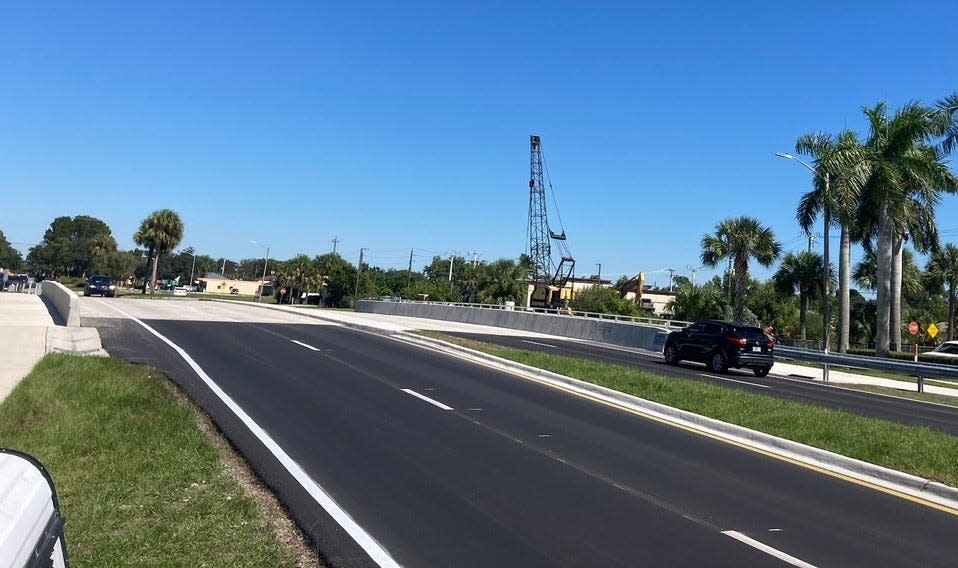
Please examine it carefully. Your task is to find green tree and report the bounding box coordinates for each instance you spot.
[314,253,356,307]
[667,283,729,321]
[477,258,529,305]
[795,130,866,352]
[856,100,958,356]
[772,251,829,342]
[927,243,958,340]
[27,215,118,278]
[277,254,317,304]
[571,286,642,316]
[700,216,781,321]
[133,209,184,294]
[0,229,23,272]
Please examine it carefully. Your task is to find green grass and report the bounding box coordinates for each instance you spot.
[0,354,300,567]
[422,332,958,487]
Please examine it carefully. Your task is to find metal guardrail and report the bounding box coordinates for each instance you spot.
[777,346,958,392]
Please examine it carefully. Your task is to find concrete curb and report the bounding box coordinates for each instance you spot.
[45,327,108,357]
[394,332,958,512]
[217,300,958,511]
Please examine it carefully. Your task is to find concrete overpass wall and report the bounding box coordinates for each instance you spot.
[356,300,669,351]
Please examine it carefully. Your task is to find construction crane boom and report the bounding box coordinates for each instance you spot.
[527,135,575,308]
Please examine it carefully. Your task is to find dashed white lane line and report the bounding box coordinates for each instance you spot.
[700,374,770,389]
[722,531,817,567]
[521,339,558,348]
[94,299,400,568]
[401,388,454,410]
[291,340,320,351]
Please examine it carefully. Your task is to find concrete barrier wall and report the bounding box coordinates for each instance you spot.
[356,300,669,351]
[37,281,80,327]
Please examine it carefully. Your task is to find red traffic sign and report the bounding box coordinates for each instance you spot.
[908,321,919,335]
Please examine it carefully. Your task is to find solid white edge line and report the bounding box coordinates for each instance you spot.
[700,374,770,388]
[291,339,320,351]
[520,339,558,349]
[400,388,454,410]
[94,300,401,568]
[721,530,817,568]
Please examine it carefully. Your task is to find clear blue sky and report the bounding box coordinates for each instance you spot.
[3,2,957,286]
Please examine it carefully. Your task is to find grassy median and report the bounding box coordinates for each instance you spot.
[0,354,309,567]
[425,333,958,487]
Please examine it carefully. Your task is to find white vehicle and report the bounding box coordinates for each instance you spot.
[172,286,189,296]
[927,340,958,358]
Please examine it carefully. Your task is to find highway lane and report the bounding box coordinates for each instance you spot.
[443,332,958,436]
[82,300,958,566]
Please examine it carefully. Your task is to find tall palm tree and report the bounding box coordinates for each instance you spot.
[795,130,867,352]
[133,209,184,294]
[856,101,958,356]
[772,251,829,342]
[701,217,781,321]
[935,92,958,156]
[927,243,958,341]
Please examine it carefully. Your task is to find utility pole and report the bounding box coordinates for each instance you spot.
[687,265,702,286]
[354,248,367,303]
[332,236,340,254]
[258,244,270,303]
[596,263,601,282]
[666,267,677,292]
[406,249,414,293]
[448,253,456,282]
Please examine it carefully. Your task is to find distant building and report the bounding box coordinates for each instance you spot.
[197,272,262,296]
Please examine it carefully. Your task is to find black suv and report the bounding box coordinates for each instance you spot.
[84,275,116,297]
[663,320,774,377]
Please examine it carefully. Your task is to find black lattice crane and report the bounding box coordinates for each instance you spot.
[527,135,575,307]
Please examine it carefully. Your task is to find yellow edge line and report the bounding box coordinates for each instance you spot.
[409,336,958,517]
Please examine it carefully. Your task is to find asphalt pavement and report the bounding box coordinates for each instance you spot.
[77,298,958,567]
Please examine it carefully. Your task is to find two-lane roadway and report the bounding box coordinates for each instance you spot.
[81,299,958,566]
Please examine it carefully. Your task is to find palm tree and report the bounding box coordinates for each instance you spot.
[935,92,958,156]
[701,217,781,321]
[927,243,958,341]
[133,209,184,294]
[772,251,828,342]
[479,258,529,304]
[795,130,867,352]
[667,283,729,322]
[856,101,958,356]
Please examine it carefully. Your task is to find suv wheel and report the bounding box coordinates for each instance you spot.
[707,350,728,373]
[753,367,770,377]
[664,344,680,365]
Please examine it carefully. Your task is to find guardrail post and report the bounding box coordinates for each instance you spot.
[917,375,924,393]
[822,363,829,382]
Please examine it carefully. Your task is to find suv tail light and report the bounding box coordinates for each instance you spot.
[728,336,747,348]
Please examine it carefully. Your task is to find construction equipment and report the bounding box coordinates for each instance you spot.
[527,135,575,308]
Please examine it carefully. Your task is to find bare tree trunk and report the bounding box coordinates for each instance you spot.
[875,205,892,357]
[149,252,160,296]
[890,235,904,352]
[949,282,955,341]
[733,257,747,322]
[839,224,851,352]
[799,293,808,341]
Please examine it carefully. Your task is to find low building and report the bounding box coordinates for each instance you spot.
[197,272,262,296]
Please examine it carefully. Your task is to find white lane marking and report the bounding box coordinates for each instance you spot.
[400,388,454,410]
[94,300,400,568]
[521,339,557,348]
[700,374,770,389]
[722,531,817,568]
[291,340,320,351]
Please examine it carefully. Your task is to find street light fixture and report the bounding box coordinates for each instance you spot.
[776,152,832,355]
[250,241,271,303]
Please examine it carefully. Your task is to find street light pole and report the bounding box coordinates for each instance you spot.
[189,250,196,292]
[354,248,367,303]
[250,241,271,302]
[776,152,831,355]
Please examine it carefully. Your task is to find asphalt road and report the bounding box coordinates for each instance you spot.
[82,300,958,567]
[443,332,958,436]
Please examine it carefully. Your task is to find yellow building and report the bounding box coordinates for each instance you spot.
[197,273,262,296]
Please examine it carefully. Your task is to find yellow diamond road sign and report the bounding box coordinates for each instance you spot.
[928,322,940,339]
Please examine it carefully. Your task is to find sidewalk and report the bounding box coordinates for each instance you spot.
[0,292,54,403]
[0,292,106,404]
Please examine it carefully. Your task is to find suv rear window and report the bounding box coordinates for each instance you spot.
[734,326,767,340]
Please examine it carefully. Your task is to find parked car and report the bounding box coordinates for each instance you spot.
[663,319,774,377]
[927,341,958,358]
[84,275,116,297]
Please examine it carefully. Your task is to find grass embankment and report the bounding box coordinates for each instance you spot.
[427,333,958,487]
[0,354,308,567]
